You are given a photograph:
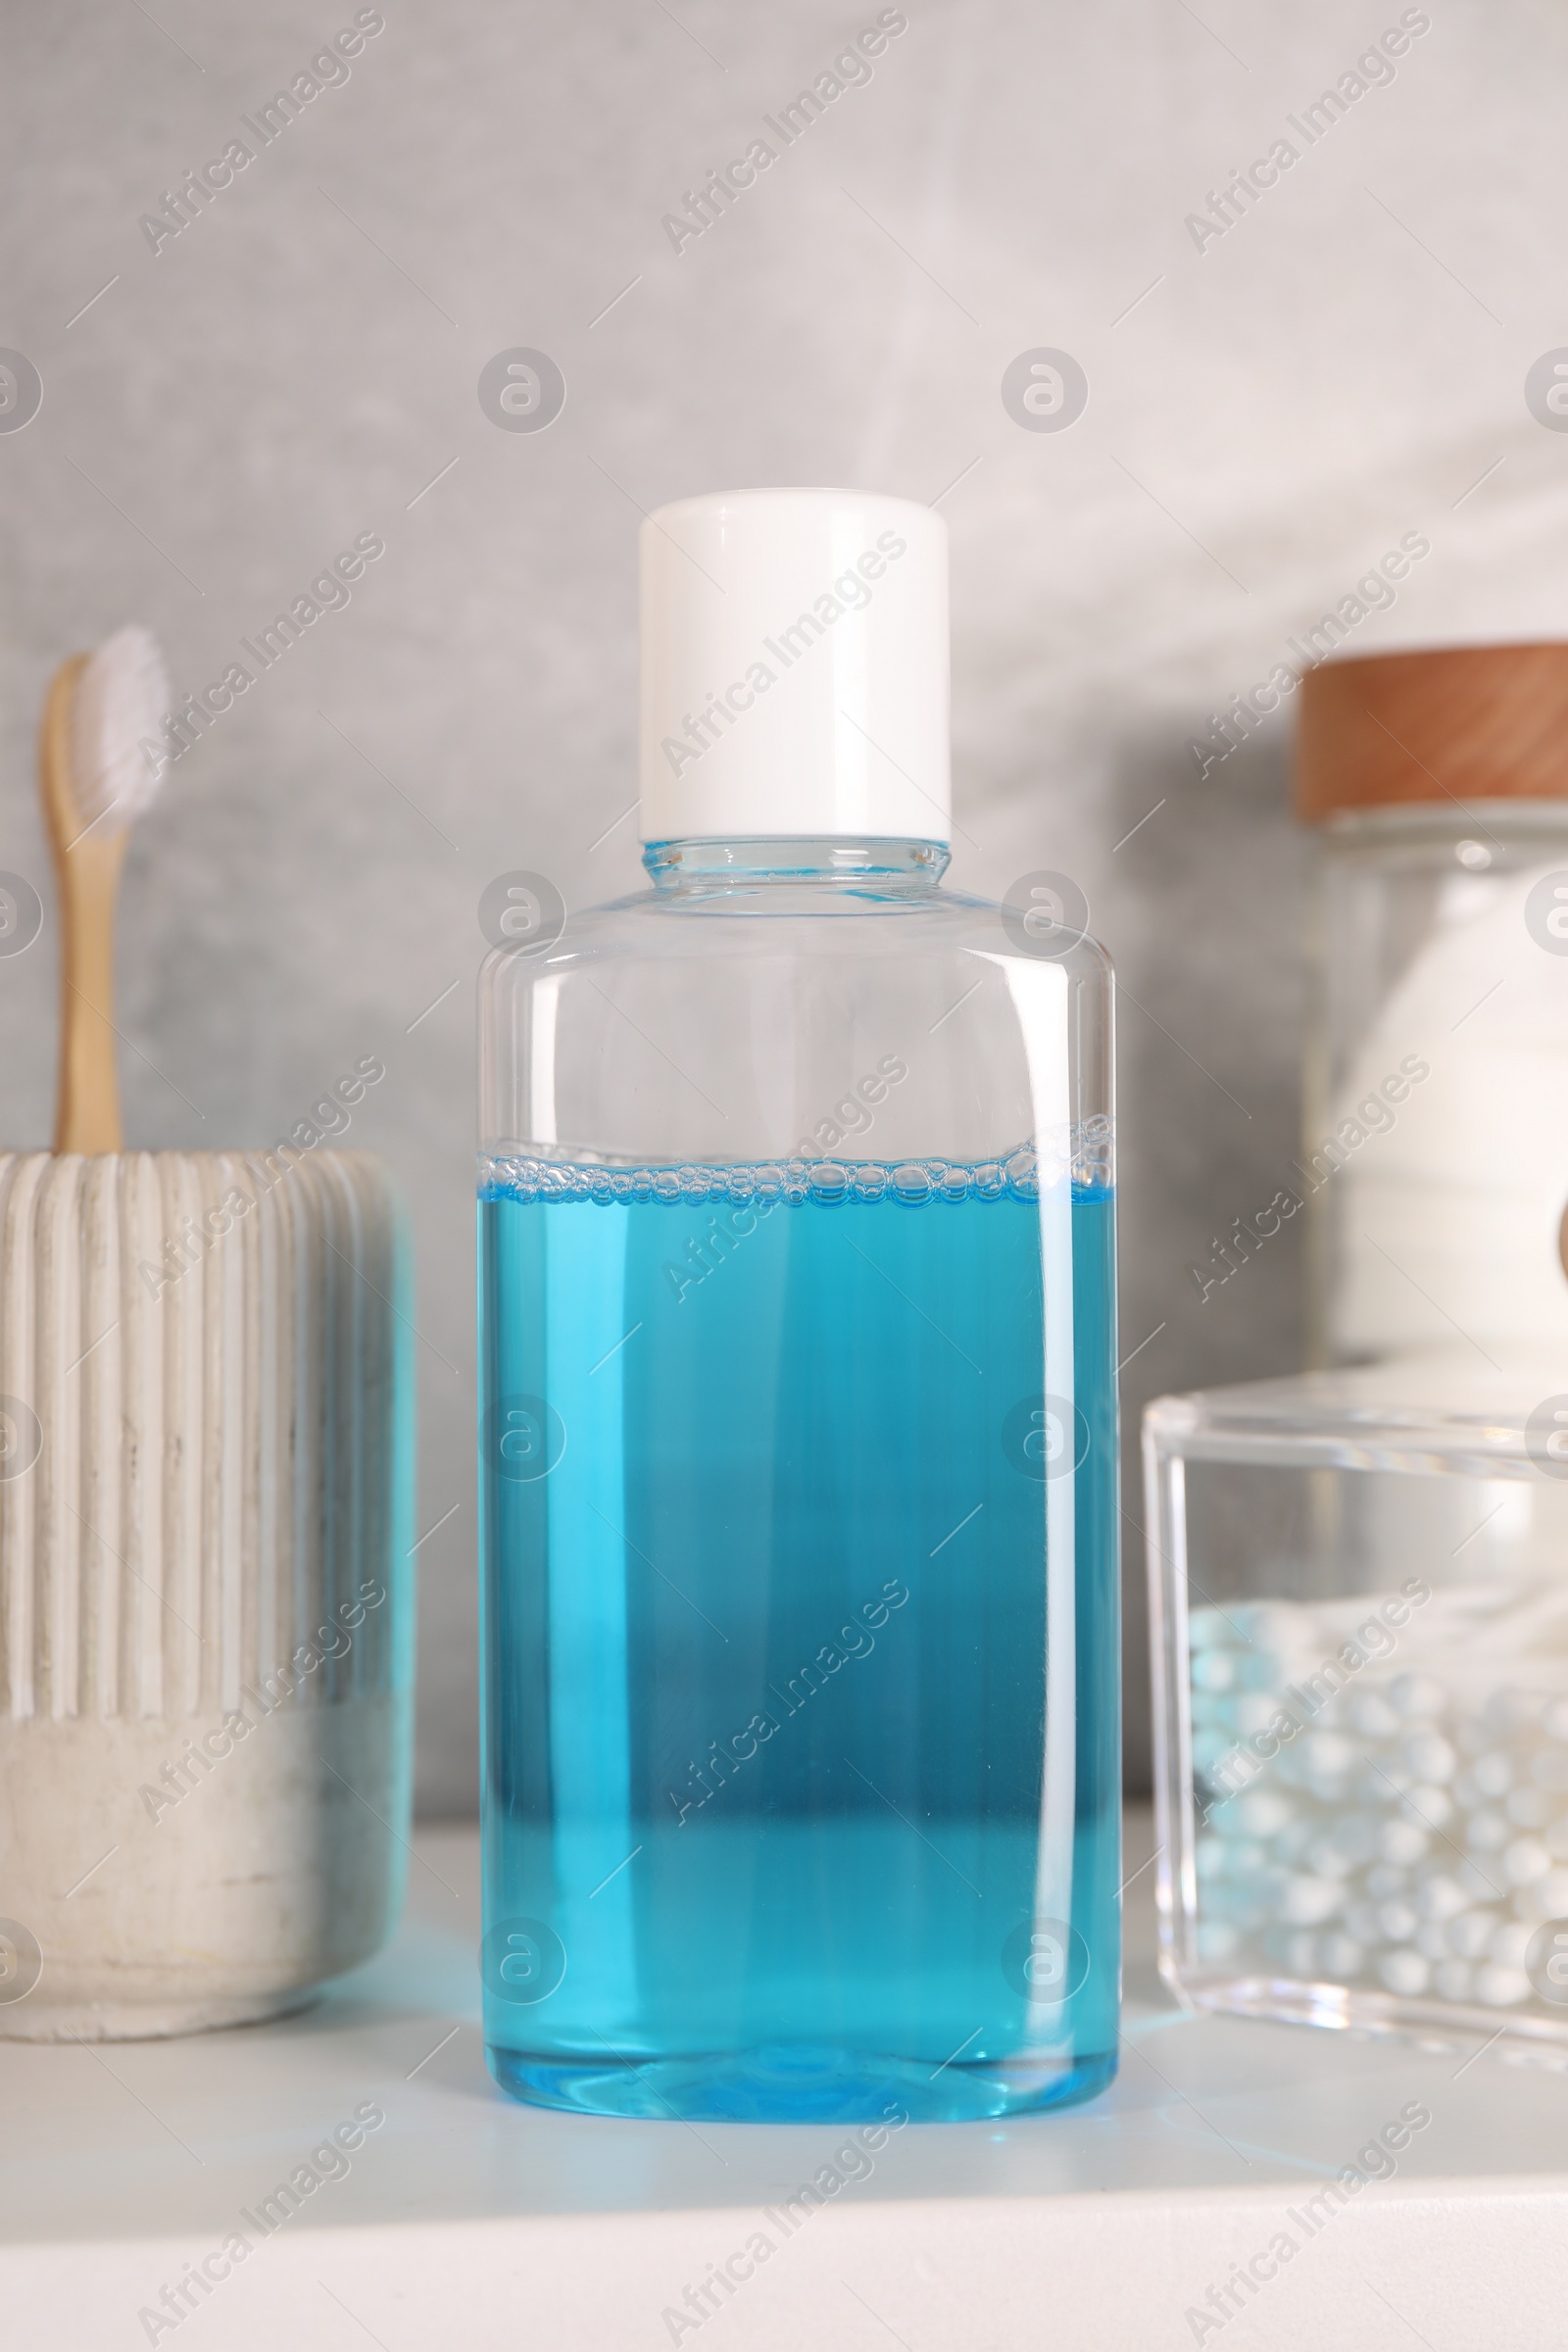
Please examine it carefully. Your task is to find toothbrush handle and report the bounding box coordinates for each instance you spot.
[40,658,128,1155]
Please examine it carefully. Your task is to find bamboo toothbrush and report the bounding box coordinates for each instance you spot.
[38,627,170,1154]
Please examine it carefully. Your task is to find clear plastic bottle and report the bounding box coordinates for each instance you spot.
[477,489,1119,2122]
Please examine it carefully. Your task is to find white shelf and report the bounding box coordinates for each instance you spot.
[4,1811,1565,2349]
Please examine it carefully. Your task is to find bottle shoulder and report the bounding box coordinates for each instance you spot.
[481,883,1113,989]
[478,876,1114,1171]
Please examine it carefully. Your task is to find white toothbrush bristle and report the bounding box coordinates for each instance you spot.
[68,625,171,833]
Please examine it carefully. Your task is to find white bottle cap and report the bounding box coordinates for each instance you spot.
[638,487,950,842]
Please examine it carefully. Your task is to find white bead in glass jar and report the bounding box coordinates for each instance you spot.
[1146,1359,1568,2049]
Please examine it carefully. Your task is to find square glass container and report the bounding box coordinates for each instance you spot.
[1146,1356,1568,2046]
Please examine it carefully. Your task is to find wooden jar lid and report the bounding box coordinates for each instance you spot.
[1297,642,1568,821]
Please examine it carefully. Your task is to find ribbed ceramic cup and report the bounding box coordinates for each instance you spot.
[0,1148,414,2039]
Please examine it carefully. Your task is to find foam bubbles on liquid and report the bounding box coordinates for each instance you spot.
[481,1129,1113,1208]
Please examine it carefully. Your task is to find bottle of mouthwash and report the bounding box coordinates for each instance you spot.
[478,488,1119,2123]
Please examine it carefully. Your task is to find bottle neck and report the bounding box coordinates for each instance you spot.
[643,836,950,898]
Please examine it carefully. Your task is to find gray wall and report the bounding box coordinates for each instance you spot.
[3,0,1564,1810]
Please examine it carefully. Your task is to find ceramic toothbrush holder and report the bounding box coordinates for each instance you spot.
[0,1147,414,2039]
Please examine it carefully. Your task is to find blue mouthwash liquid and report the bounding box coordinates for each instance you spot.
[478,1154,1119,2123]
